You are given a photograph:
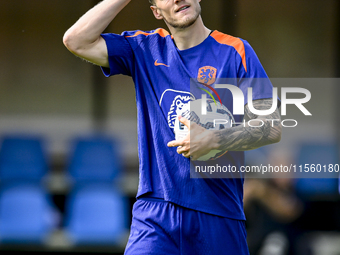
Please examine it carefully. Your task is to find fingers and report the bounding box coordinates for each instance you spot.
[167,140,182,148]
[182,151,191,158]
[177,145,188,154]
[176,145,190,158]
[168,117,191,158]
[167,139,190,158]
[168,139,189,150]
[178,116,190,130]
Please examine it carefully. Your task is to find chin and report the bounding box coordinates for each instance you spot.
[168,14,200,29]
[165,4,201,29]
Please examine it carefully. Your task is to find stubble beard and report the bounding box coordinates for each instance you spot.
[164,5,201,29]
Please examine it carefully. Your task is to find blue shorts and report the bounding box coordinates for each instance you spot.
[124,198,249,255]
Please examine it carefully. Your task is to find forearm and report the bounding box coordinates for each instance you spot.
[63,0,130,52]
[211,99,282,151]
[169,99,282,160]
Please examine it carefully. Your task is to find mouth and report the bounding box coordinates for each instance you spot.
[176,5,190,13]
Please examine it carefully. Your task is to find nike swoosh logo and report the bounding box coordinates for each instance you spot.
[154,60,169,67]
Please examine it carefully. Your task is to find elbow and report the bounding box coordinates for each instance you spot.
[63,31,73,51]
[264,120,282,145]
[273,132,282,144]
[272,126,282,144]
[63,30,80,54]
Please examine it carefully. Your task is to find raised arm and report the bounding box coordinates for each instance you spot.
[63,0,131,67]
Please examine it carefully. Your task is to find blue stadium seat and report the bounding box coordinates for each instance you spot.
[294,142,339,199]
[67,136,121,183]
[0,183,58,244]
[0,135,48,182]
[64,184,128,245]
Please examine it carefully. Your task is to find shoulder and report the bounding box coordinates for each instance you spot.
[209,30,254,56]
[210,31,245,47]
[210,31,250,71]
[122,28,171,39]
[102,28,171,45]
[118,28,172,50]
[102,28,172,53]
[210,31,263,73]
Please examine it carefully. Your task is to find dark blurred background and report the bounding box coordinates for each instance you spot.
[0,0,339,254]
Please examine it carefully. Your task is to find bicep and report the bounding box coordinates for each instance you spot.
[71,36,110,68]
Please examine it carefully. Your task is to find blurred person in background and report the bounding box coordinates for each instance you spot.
[244,150,304,255]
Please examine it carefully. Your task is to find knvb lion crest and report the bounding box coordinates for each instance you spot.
[168,95,192,128]
[197,66,217,86]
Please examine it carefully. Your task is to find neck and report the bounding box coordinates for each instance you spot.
[168,16,211,51]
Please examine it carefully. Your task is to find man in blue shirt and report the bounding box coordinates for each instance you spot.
[64,0,282,254]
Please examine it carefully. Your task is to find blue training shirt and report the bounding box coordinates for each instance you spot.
[101,29,274,220]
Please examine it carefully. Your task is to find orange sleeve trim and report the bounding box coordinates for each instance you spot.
[125,28,170,38]
[210,30,247,72]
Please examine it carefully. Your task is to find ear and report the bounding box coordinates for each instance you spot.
[150,6,163,20]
